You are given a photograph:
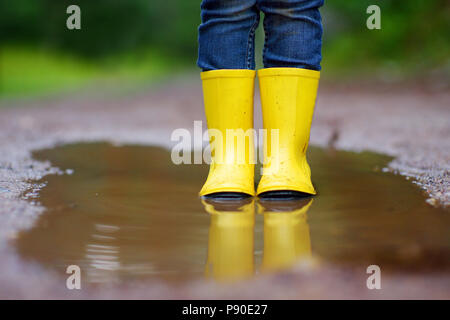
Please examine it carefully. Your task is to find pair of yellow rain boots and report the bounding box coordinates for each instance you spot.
[199,68,320,198]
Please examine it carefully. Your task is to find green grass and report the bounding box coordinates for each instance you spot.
[2,38,448,101]
[0,46,179,99]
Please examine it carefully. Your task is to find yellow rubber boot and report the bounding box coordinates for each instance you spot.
[257,68,320,196]
[258,198,313,272]
[200,70,256,197]
[202,198,255,281]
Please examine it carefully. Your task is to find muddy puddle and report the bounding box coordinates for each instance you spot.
[15,143,450,285]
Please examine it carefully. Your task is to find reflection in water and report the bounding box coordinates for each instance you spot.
[202,197,314,281]
[86,224,121,282]
[203,198,255,281]
[15,143,450,286]
[259,199,312,272]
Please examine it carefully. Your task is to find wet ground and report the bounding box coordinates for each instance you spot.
[14,143,450,288]
[0,76,449,298]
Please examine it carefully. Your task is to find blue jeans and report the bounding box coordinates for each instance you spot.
[197,0,324,71]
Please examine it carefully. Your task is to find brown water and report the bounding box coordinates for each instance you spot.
[15,143,450,285]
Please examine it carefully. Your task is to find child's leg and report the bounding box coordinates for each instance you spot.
[256,0,323,198]
[259,0,324,70]
[197,0,260,71]
[198,1,259,197]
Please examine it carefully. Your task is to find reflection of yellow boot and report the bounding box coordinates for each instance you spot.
[258,198,313,272]
[257,68,320,196]
[202,198,255,281]
[199,70,256,197]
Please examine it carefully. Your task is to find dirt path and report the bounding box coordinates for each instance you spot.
[0,74,449,298]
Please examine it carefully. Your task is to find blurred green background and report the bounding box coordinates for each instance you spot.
[1,0,449,99]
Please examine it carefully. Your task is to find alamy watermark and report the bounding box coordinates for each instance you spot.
[66,5,81,30]
[171,121,280,168]
[66,265,81,290]
[366,264,381,289]
[366,5,381,30]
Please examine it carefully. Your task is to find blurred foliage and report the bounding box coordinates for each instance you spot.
[0,0,198,98]
[321,0,450,77]
[0,0,200,60]
[0,0,449,97]
[0,46,174,98]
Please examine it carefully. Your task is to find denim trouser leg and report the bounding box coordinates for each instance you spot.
[197,0,259,71]
[259,0,324,70]
[197,0,323,71]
